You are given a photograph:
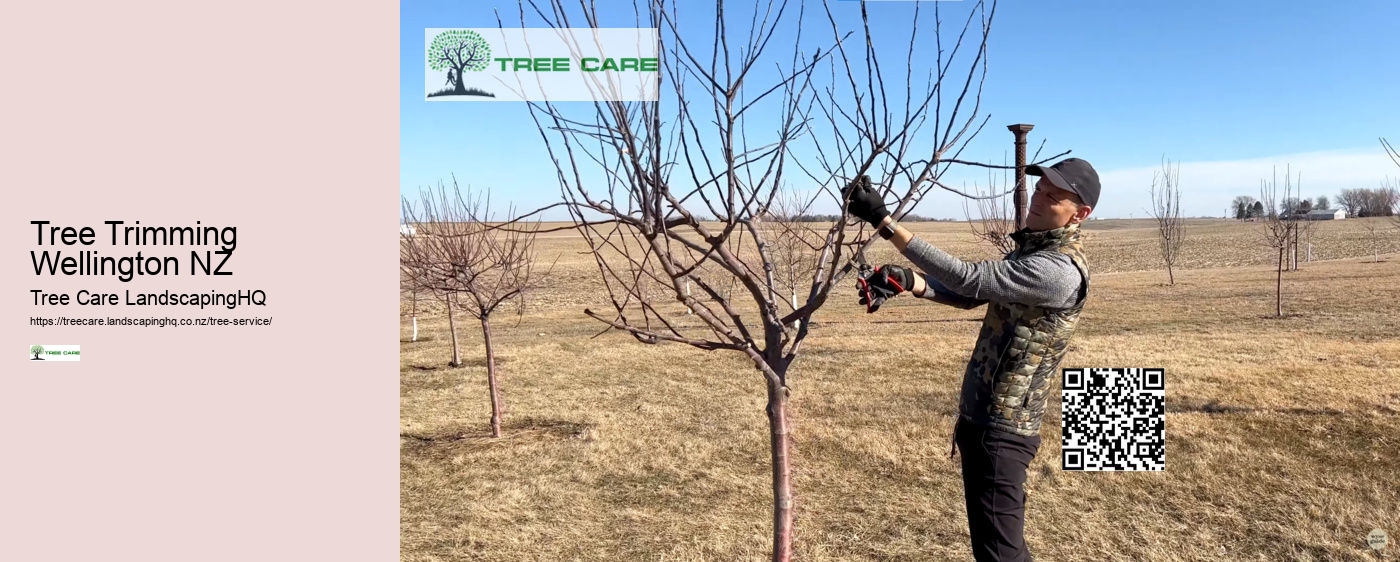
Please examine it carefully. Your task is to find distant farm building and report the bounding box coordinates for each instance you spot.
[400,224,417,236]
[1304,209,1345,220]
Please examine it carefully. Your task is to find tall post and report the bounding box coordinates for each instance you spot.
[1008,124,1035,230]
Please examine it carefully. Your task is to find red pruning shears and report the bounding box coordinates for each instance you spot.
[854,245,880,313]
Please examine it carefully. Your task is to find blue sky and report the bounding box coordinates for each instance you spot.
[402,0,1400,220]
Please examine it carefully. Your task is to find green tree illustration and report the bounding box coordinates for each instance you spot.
[428,30,492,95]
[30,345,44,360]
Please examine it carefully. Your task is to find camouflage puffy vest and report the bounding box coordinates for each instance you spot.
[959,223,1088,436]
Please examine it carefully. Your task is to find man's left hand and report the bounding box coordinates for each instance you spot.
[841,174,891,227]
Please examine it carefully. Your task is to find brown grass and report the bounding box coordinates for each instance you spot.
[401,217,1400,561]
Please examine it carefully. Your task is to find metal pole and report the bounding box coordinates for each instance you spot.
[1008,124,1035,230]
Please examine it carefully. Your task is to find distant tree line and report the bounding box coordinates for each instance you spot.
[1231,196,1268,219]
[774,213,952,223]
[1336,187,1399,217]
[1231,187,1398,219]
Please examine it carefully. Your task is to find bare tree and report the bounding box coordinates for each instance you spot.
[506,1,1044,559]
[401,179,540,438]
[1149,157,1184,284]
[400,224,426,343]
[1336,188,1362,217]
[1258,166,1302,317]
[1361,219,1385,262]
[401,273,421,342]
[400,214,466,365]
[963,164,1017,255]
[1290,208,1313,271]
[1380,187,1397,216]
[759,187,823,331]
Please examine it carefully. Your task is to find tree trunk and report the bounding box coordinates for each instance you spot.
[1167,262,1175,285]
[453,65,467,93]
[1288,229,1299,269]
[447,294,461,367]
[482,315,503,438]
[790,290,800,330]
[1294,226,1301,270]
[765,377,794,562]
[1276,248,1284,318]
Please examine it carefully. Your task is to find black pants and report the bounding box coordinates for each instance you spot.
[955,419,1042,562]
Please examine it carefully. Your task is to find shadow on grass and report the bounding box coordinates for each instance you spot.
[401,417,594,456]
[1256,312,1307,321]
[400,336,435,343]
[402,356,508,372]
[821,317,981,326]
[1166,399,1358,417]
[458,356,508,368]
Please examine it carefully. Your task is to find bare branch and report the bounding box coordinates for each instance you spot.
[1383,137,1400,169]
[963,168,1016,255]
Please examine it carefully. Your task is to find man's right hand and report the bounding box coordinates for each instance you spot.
[857,264,916,313]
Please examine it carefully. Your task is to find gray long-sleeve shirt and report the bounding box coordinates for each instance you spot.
[902,237,1083,310]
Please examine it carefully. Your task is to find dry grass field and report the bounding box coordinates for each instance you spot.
[401,217,1400,561]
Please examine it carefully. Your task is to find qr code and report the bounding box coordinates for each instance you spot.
[1061,368,1165,471]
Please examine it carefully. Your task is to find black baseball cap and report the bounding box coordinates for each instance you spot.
[1026,158,1100,209]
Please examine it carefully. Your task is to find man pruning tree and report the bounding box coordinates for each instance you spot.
[843,158,1100,562]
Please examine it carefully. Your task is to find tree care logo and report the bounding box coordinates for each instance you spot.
[424,28,660,102]
[427,30,495,98]
[29,344,80,361]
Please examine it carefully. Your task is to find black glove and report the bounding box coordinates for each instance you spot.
[857,264,916,313]
[841,174,891,227]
